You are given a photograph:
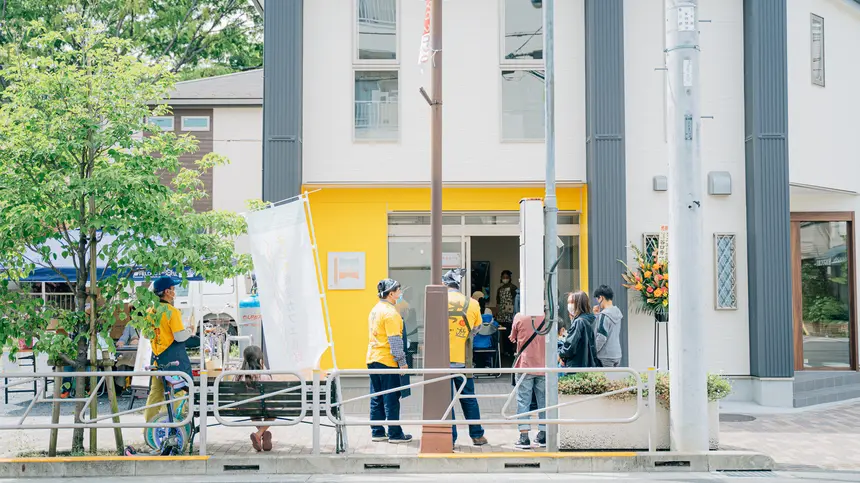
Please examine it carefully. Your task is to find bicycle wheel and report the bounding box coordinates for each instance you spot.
[146,413,190,453]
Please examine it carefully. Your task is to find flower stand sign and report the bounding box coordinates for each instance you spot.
[622,238,670,368]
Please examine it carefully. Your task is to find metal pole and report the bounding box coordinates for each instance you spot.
[542,0,559,453]
[88,196,98,453]
[429,0,443,285]
[665,0,708,452]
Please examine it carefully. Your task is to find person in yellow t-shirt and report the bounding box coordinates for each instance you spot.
[143,276,195,423]
[442,268,488,447]
[366,278,412,444]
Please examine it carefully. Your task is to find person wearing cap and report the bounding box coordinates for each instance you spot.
[444,268,488,447]
[143,275,195,422]
[366,278,412,444]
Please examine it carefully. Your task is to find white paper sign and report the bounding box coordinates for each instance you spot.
[657,225,669,264]
[246,200,328,371]
[131,334,153,389]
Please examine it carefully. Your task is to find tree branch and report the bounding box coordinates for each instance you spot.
[159,0,199,62]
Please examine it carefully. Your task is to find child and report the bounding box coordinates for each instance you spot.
[238,345,274,452]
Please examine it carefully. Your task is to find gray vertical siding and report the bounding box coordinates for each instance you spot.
[743,0,794,378]
[584,0,628,365]
[262,0,303,203]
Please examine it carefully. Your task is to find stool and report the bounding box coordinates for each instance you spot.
[4,352,37,404]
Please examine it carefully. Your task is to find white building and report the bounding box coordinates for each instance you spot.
[177,0,860,408]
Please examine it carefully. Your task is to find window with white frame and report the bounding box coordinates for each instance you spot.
[501,0,545,141]
[148,116,175,131]
[643,233,660,265]
[811,14,825,87]
[354,0,399,141]
[714,234,737,310]
[181,116,210,131]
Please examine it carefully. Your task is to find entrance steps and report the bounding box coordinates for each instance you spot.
[793,371,860,408]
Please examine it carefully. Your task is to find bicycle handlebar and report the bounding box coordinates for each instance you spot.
[143,361,180,371]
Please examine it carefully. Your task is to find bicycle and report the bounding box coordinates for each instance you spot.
[124,361,192,456]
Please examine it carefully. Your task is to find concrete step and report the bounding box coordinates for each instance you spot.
[793,383,860,408]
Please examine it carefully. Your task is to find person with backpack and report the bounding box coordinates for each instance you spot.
[509,311,547,449]
[443,268,489,447]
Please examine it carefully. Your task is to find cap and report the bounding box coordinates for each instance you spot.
[472,291,485,300]
[152,275,179,295]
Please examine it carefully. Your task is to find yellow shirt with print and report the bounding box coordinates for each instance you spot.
[366,300,403,367]
[447,290,482,365]
[148,303,185,357]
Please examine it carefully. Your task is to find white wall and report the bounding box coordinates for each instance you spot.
[623,0,750,375]
[787,0,860,192]
[212,107,263,253]
[302,0,586,185]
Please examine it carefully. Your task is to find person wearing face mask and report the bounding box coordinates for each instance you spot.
[496,270,517,356]
[593,285,624,367]
[559,291,599,369]
[366,278,412,444]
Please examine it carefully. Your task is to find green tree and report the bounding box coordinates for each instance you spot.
[0,17,252,453]
[0,0,262,87]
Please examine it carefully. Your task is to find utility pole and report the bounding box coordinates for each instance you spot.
[542,0,559,453]
[419,0,452,454]
[665,0,708,451]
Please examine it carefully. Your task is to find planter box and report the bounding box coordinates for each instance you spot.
[558,395,719,450]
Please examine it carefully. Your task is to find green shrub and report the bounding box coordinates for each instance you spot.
[558,371,732,409]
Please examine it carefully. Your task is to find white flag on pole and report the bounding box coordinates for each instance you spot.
[246,200,328,371]
[418,0,432,65]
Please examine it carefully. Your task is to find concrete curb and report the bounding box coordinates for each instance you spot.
[0,451,773,478]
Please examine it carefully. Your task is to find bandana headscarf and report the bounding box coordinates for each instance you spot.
[442,268,466,289]
[377,278,401,299]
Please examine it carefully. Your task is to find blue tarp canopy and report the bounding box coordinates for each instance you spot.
[6,231,203,283]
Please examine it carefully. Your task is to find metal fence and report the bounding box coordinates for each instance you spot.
[0,366,659,454]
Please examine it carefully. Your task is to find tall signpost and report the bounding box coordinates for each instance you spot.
[665,0,709,451]
[419,0,453,454]
[542,0,560,453]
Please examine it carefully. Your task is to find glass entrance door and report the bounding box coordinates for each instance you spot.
[791,214,857,370]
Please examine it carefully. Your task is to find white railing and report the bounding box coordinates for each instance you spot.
[355,100,399,132]
[0,370,194,429]
[357,0,396,26]
[26,292,76,311]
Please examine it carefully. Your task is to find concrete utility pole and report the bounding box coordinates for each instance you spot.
[542,0,559,453]
[664,0,708,452]
[419,0,452,454]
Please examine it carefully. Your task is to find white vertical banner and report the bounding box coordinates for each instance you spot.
[245,199,328,371]
[418,0,432,65]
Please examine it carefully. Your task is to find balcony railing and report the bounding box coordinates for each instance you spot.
[354,100,399,138]
[357,0,396,26]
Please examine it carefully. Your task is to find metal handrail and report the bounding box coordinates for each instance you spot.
[0,370,194,430]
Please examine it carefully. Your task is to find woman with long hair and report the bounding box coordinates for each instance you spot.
[559,291,599,368]
[238,345,274,451]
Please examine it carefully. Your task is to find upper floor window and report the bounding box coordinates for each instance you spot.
[811,14,825,87]
[356,0,398,62]
[500,0,545,141]
[354,0,399,141]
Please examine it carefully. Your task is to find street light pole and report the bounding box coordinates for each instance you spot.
[542,0,559,453]
[665,0,708,451]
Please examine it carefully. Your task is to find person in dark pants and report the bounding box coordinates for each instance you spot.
[366,278,412,444]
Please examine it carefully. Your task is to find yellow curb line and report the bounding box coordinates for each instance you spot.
[0,455,209,463]
[418,452,638,459]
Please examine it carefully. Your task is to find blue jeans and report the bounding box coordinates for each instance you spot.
[451,377,484,442]
[368,362,405,439]
[516,375,546,432]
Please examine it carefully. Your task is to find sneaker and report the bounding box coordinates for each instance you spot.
[388,434,413,444]
[472,436,488,446]
[515,433,531,449]
[371,434,388,442]
[535,431,546,447]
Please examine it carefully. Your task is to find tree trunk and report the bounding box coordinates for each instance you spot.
[71,290,88,454]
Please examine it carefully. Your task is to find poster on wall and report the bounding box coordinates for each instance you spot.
[442,252,462,269]
[327,252,366,290]
[245,200,329,372]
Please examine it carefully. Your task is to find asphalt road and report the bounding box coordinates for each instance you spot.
[2,472,860,483]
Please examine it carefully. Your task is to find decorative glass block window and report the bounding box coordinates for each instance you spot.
[811,14,825,87]
[181,116,210,131]
[714,234,737,310]
[643,234,659,264]
[148,116,174,131]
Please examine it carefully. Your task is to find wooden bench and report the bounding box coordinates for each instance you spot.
[189,378,343,452]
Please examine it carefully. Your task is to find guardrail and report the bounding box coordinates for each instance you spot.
[0,370,194,430]
[326,367,659,452]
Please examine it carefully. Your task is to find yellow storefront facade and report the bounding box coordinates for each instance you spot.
[304,186,588,370]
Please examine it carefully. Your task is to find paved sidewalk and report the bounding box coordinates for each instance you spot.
[720,399,860,471]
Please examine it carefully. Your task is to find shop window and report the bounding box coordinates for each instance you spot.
[714,233,737,310]
[811,14,825,87]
